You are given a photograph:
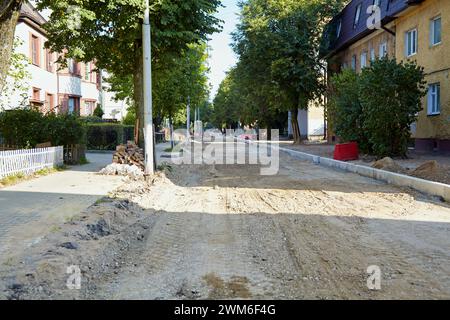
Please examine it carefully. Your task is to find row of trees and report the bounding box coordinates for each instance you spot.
[213,0,346,142]
[0,0,220,145]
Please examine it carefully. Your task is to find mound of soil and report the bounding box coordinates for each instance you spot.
[372,157,406,174]
[411,161,450,185]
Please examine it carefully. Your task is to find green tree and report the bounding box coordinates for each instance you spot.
[0,0,23,92]
[35,0,221,145]
[230,0,346,143]
[154,43,210,147]
[0,37,31,109]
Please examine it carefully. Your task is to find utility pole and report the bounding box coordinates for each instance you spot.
[187,96,191,140]
[143,0,155,175]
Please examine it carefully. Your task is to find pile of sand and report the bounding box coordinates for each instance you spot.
[411,161,450,185]
[372,157,406,174]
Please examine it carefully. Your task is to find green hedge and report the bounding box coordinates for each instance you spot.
[0,108,85,148]
[86,123,134,150]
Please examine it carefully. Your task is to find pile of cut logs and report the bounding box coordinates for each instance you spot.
[113,142,145,170]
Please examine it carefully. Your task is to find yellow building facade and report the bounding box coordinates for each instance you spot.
[326,0,450,153]
[394,0,450,152]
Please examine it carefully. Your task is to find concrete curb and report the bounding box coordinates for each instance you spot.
[279,147,450,202]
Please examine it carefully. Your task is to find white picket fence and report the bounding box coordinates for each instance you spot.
[0,146,64,179]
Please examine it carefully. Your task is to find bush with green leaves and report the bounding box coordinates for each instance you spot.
[0,108,46,148]
[93,105,104,118]
[329,58,426,158]
[122,107,136,126]
[86,123,134,150]
[44,113,86,146]
[328,69,371,153]
[359,59,426,157]
[0,108,86,148]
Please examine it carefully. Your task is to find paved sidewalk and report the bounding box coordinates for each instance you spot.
[0,153,123,257]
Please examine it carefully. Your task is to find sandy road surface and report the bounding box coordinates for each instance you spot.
[80,148,450,300]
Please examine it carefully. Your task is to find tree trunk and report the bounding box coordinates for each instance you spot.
[290,109,301,144]
[0,0,22,93]
[133,41,144,147]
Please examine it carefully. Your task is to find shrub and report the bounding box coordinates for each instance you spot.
[0,108,46,148]
[328,58,426,158]
[93,105,104,118]
[86,123,134,150]
[0,108,86,148]
[44,113,86,146]
[328,69,371,153]
[359,59,426,157]
[122,107,136,126]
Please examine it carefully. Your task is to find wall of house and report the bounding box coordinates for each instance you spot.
[394,0,450,152]
[330,27,396,73]
[1,4,129,120]
[2,21,58,111]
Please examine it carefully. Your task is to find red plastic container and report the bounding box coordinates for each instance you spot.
[334,142,359,161]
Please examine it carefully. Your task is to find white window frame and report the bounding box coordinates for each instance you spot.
[336,20,342,38]
[361,51,367,69]
[430,16,441,46]
[370,48,376,61]
[427,83,441,115]
[405,28,418,57]
[354,4,362,29]
[351,55,357,70]
[379,42,387,57]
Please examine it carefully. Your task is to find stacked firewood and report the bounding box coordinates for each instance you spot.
[113,141,145,170]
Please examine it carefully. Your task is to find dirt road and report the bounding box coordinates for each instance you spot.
[87,150,450,300]
[2,149,450,299]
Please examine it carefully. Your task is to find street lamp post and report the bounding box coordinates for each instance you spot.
[187,96,191,140]
[143,0,155,175]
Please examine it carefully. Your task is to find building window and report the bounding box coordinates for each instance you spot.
[370,48,376,61]
[406,28,418,57]
[428,83,441,115]
[85,62,91,81]
[354,4,362,29]
[430,16,441,46]
[361,52,367,69]
[336,20,342,38]
[68,97,79,114]
[351,55,357,70]
[45,49,53,72]
[379,42,387,57]
[45,93,54,113]
[31,34,40,66]
[32,87,41,101]
[68,59,79,75]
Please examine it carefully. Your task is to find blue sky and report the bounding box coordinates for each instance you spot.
[208,0,239,99]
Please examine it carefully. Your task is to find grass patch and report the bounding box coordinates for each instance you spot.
[0,166,66,188]
[79,156,90,165]
[157,162,173,173]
